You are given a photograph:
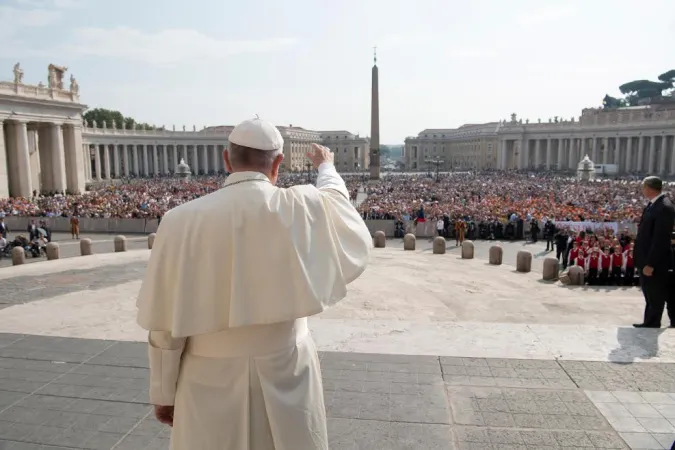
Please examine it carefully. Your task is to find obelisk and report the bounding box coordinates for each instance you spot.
[369,47,381,180]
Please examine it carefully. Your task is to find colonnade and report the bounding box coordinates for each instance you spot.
[498,134,675,174]
[82,143,227,181]
[0,119,85,197]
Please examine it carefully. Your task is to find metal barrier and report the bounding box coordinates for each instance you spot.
[1,216,158,235]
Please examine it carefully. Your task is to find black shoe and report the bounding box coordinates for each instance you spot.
[633,323,661,328]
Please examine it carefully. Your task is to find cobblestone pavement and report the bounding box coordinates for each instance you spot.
[0,233,148,269]
[365,237,552,271]
[0,262,146,310]
[1,333,674,449]
[1,232,550,271]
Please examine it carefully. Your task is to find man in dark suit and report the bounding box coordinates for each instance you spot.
[633,176,675,328]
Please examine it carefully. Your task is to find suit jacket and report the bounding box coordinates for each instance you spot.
[634,195,675,272]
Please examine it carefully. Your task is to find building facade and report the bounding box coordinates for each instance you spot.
[0,63,86,197]
[320,131,370,172]
[404,123,501,171]
[0,64,369,198]
[405,106,675,175]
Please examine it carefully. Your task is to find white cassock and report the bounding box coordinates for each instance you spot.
[136,162,372,450]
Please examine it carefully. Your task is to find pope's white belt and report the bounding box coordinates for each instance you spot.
[185,318,309,358]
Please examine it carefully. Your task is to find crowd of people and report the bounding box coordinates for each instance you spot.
[357,171,662,223]
[0,171,667,225]
[1,170,672,282]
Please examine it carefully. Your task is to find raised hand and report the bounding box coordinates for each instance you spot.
[306,143,334,169]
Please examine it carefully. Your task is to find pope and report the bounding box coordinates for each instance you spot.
[136,117,373,450]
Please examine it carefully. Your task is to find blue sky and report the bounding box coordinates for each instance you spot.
[1,0,674,143]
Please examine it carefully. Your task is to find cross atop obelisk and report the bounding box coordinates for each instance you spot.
[369,47,381,180]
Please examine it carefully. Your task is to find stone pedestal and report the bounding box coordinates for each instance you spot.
[489,245,503,265]
[568,266,585,285]
[373,231,386,248]
[461,241,474,259]
[11,246,25,265]
[432,237,446,254]
[148,233,157,250]
[46,242,59,260]
[542,257,560,281]
[403,234,415,251]
[516,251,532,273]
[114,235,127,252]
[80,238,92,256]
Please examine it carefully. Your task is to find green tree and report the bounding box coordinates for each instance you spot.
[83,108,158,130]
[619,79,673,102]
[379,145,391,157]
[83,108,124,128]
[659,70,675,97]
[602,94,626,109]
[658,69,675,83]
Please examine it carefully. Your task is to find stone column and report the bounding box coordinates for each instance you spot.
[50,124,67,193]
[84,144,91,181]
[37,126,53,192]
[499,140,507,169]
[658,136,667,175]
[648,136,656,174]
[517,140,525,170]
[163,145,169,174]
[152,145,159,175]
[81,144,87,181]
[201,145,209,174]
[545,138,552,169]
[133,145,139,175]
[613,137,621,167]
[122,145,130,177]
[0,120,8,198]
[637,136,644,172]
[143,145,149,176]
[62,125,85,194]
[94,145,102,180]
[579,138,586,166]
[191,145,198,174]
[28,129,41,192]
[103,144,111,179]
[669,136,675,176]
[626,138,633,173]
[212,145,219,173]
[172,145,178,172]
[557,139,566,169]
[112,144,120,177]
[11,121,33,197]
[533,139,541,169]
[601,137,608,165]
[568,138,576,169]
[591,138,598,162]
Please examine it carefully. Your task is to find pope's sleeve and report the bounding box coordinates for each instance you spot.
[147,331,186,406]
[315,162,372,284]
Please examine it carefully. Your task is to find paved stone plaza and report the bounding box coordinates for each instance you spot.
[1,245,675,449]
[0,233,148,269]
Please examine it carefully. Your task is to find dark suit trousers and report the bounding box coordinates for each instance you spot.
[640,272,675,327]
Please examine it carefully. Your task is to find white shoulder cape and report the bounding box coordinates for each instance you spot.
[136,167,372,337]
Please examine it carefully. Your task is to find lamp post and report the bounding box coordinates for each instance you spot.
[425,157,444,182]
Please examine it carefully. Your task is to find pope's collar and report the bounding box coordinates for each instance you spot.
[224,171,271,186]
